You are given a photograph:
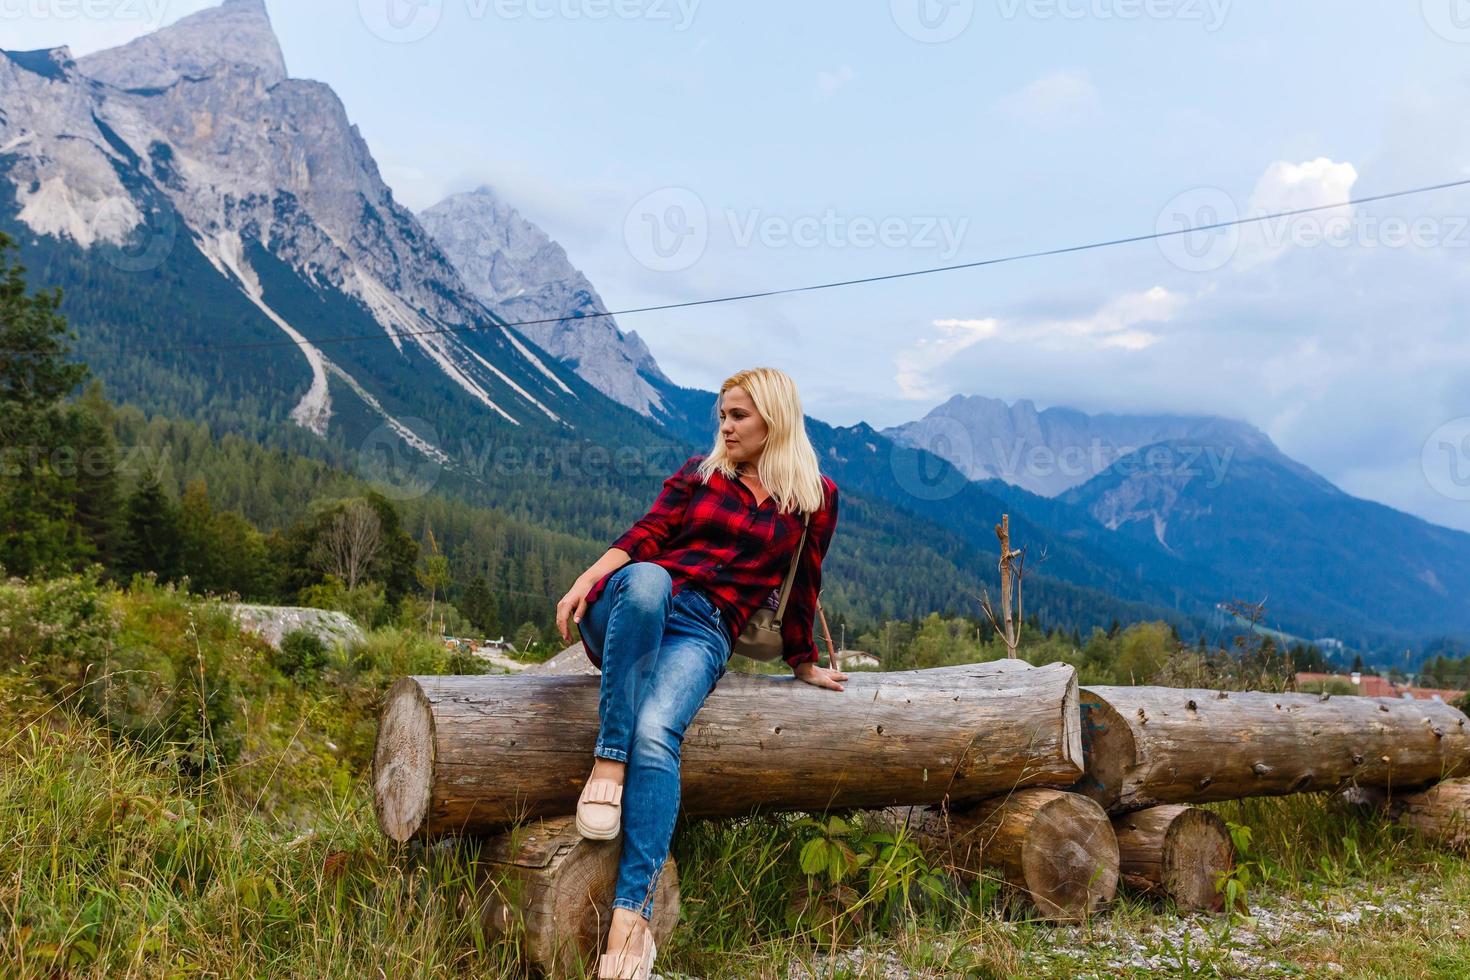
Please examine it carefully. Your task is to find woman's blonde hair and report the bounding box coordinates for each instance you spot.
[695,367,827,515]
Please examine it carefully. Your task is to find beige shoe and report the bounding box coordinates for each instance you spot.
[597,930,655,979]
[575,777,624,840]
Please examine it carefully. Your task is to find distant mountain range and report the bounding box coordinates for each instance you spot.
[3,0,1466,659]
[887,395,1470,651]
[882,394,1274,498]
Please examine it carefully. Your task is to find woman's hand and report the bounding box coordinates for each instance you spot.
[793,661,849,691]
[556,578,594,645]
[555,554,632,646]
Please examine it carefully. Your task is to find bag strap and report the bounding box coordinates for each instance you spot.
[771,511,811,627]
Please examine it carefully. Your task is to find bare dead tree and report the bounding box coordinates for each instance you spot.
[418,523,450,634]
[1219,595,1292,690]
[979,514,1027,659]
[310,498,382,590]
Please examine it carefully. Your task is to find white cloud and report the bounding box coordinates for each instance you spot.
[1238,157,1360,267]
[998,69,1100,125]
[895,287,1181,399]
[816,65,855,98]
[895,318,999,400]
[1037,285,1183,348]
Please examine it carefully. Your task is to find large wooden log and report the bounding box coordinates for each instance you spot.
[1111,804,1233,912]
[1073,686,1470,813]
[898,789,1118,922]
[1336,778,1470,854]
[1393,778,1470,852]
[478,816,679,978]
[373,661,1084,840]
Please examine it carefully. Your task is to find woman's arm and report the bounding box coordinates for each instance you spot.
[607,455,700,561]
[556,456,700,645]
[776,481,846,690]
[556,546,633,644]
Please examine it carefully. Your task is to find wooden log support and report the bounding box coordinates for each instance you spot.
[478,815,679,978]
[1393,778,1470,852]
[373,661,1084,840]
[1110,804,1234,912]
[1337,778,1470,854]
[899,789,1119,922]
[1073,685,1470,813]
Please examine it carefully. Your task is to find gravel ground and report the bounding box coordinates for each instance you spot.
[650,872,1460,979]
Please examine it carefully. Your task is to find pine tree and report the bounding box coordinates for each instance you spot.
[460,575,499,636]
[118,471,182,583]
[0,231,90,576]
[69,380,123,570]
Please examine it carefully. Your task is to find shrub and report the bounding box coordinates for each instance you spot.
[274,629,329,679]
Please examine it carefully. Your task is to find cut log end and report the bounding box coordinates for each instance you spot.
[372,677,435,842]
[1073,691,1136,812]
[1016,791,1121,922]
[1113,804,1233,912]
[479,816,679,977]
[1161,808,1234,910]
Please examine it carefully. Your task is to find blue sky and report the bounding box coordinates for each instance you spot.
[10,1,1470,532]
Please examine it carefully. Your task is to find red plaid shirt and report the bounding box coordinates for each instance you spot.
[584,454,839,669]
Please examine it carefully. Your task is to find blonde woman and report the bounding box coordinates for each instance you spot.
[555,367,846,979]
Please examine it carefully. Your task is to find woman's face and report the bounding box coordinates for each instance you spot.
[719,385,769,465]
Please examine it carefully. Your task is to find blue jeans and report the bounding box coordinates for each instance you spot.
[577,562,730,921]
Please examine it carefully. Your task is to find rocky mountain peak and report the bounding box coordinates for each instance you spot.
[883,393,1285,498]
[76,0,286,90]
[2,47,77,80]
[419,185,673,417]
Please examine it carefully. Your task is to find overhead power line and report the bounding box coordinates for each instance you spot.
[9,175,1470,358]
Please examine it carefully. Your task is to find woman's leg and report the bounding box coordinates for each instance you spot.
[580,562,674,764]
[611,589,730,922]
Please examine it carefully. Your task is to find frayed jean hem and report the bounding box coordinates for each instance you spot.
[611,896,655,921]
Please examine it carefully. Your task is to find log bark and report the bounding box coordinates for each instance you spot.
[1110,804,1233,911]
[478,815,679,978]
[373,660,1084,841]
[1338,778,1470,853]
[1393,778,1470,852]
[898,789,1118,922]
[1072,685,1470,813]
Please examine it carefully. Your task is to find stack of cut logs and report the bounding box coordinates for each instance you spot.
[372,659,1470,976]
